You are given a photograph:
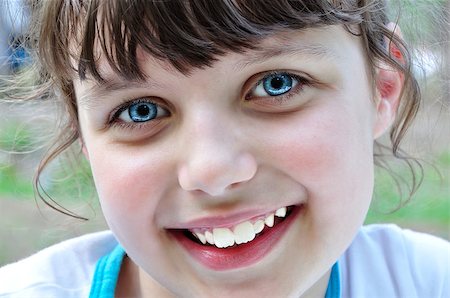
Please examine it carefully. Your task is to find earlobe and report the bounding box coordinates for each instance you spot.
[373,98,393,139]
[79,139,90,160]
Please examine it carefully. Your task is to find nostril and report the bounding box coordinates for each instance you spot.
[229,182,242,190]
[177,152,257,195]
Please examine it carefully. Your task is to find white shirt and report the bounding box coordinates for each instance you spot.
[339,224,449,298]
[0,231,116,297]
[0,224,448,297]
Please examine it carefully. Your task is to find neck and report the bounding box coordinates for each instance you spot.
[299,270,331,298]
[116,256,174,298]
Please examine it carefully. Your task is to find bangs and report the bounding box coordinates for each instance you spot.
[41,0,384,82]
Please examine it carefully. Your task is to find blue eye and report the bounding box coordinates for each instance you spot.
[253,73,298,97]
[129,102,157,122]
[117,100,168,123]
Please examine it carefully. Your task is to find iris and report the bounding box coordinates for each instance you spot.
[263,74,293,96]
[128,102,157,122]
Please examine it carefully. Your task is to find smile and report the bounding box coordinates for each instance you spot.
[188,206,290,248]
[170,205,301,271]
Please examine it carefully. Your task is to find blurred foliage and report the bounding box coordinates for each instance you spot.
[46,155,97,203]
[0,158,96,201]
[0,121,33,152]
[0,164,33,197]
[0,121,34,197]
[388,0,448,42]
[366,151,449,238]
[0,120,96,201]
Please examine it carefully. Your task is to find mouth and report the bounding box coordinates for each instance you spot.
[169,205,302,271]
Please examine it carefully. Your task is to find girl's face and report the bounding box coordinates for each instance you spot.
[74,25,388,296]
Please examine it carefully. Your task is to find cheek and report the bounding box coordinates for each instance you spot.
[272,106,372,176]
[264,102,375,219]
[87,143,170,231]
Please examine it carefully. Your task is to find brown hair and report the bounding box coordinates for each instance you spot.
[18,0,421,217]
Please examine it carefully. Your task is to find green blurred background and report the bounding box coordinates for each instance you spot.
[0,0,449,266]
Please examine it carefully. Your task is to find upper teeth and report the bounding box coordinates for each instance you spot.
[190,207,288,248]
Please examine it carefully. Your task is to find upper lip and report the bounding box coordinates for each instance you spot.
[166,205,295,230]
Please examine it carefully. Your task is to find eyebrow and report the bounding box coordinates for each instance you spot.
[234,42,339,71]
[78,79,163,108]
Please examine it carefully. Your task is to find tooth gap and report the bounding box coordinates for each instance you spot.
[184,230,208,245]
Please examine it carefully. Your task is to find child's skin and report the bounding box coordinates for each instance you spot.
[74,25,402,297]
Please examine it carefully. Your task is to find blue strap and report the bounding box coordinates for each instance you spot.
[89,244,126,298]
[325,262,341,298]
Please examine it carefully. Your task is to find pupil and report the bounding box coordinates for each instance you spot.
[137,104,150,116]
[271,77,284,89]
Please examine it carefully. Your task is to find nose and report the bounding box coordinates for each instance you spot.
[177,115,257,196]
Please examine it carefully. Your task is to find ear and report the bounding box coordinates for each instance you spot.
[373,23,404,139]
[373,68,403,139]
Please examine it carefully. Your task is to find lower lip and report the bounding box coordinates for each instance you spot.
[171,206,301,271]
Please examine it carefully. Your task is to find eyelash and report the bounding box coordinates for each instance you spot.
[107,71,310,129]
[108,98,168,131]
[246,71,310,103]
